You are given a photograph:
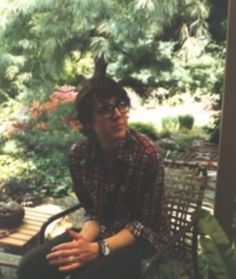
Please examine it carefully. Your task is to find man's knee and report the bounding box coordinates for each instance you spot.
[17,233,72,279]
[17,249,38,279]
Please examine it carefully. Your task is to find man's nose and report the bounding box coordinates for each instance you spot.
[112,107,122,118]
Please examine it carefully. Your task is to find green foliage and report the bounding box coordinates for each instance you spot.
[204,114,221,144]
[63,52,94,83]
[0,0,219,100]
[160,115,199,159]
[0,130,81,199]
[0,154,35,185]
[152,42,226,96]
[159,125,206,160]
[161,116,179,136]
[129,122,158,141]
[204,93,222,144]
[0,0,227,140]
[178,114,194,130]
[160,132,195,160]
[0,0,227,200]
[14,118,82,197]
[0,99,83,199]
[197,210,236,279]
[145,209,236,279]
[174,132,195,151]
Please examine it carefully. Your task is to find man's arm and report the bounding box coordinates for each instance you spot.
[104,228,135,251]
[46,227,136,272]
[79,220,100,242]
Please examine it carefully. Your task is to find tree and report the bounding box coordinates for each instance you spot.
[0,0,215,100]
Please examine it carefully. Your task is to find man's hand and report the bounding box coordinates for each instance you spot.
[46,229,100,272]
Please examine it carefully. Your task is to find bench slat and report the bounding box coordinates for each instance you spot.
[0,207,57,248]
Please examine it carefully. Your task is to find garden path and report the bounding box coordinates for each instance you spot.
[182,138,218,210]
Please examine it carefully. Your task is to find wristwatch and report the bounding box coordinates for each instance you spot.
[98,239,111,256]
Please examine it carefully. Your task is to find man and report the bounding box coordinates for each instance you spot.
[17,77,170,279]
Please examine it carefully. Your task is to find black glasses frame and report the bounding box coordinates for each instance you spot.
[96,100,130,118]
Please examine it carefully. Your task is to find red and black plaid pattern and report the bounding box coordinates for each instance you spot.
[69,129,170,250]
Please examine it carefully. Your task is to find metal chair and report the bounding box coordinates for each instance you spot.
[141,160,207,279]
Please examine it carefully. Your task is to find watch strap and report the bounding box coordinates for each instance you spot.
[97,239,110,256]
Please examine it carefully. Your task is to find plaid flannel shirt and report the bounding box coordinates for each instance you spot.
[69,129,170,250]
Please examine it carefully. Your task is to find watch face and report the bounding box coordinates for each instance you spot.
[98,240,111,256]
[104,242,110,255]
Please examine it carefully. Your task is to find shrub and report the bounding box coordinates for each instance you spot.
[161,116,179,135]
[178,114,194,130]
[0,99,83,200]
[197,210,236,279]
[204,95,221,144]
[129,122,158,141]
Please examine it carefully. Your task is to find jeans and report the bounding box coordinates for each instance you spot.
[17,231,155,279]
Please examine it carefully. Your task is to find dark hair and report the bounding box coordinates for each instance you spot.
[75,77,130,136]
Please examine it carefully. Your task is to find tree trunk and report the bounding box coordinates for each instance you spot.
[93,56,107,78]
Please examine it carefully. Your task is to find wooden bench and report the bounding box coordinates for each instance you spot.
[0,207,57,268]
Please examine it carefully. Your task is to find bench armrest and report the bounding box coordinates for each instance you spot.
[38,203,82,244]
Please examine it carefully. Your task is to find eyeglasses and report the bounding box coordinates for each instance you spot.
[96,100,130,118]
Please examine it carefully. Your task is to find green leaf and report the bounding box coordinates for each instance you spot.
[197,210,236,279]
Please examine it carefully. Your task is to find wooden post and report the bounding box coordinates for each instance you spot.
[214,0,236,237]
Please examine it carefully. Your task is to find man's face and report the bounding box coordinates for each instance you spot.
[91,97,129,143]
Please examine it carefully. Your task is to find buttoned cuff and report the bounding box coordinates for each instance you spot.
[125,220,144,238]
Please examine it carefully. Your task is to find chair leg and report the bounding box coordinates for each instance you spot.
[192,227,199,279]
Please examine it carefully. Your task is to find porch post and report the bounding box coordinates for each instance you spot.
[214,0,236,237]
